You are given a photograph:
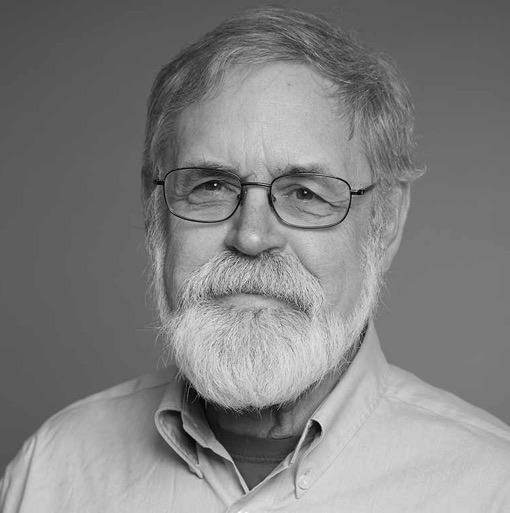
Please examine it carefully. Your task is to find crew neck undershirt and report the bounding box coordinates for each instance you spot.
[213,426,301,489]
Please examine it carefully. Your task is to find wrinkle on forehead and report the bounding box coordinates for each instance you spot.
[171,62,370,185]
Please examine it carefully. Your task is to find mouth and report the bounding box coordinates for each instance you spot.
[217,293,287,309]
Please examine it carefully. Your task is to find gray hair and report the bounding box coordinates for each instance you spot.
[141,6,423,260]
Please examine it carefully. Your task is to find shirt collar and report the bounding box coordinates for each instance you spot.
[154,367,205,477]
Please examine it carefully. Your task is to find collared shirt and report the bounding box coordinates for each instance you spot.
[2,324,510,512]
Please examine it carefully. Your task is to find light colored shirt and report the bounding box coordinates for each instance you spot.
[2,324,510,512]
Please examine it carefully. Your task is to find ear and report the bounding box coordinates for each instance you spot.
[379,182,411,273]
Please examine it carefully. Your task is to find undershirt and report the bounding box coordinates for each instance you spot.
[213,426,301,489]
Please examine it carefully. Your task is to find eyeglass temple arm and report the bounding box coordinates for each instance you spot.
[154,179,165,186]
[351,182,377,196]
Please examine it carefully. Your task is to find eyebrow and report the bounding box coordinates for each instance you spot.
[179,161,334,177]
[179,160,233,172]
[282,164,333,176]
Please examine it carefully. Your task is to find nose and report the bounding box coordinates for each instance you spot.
[224,184,286,256]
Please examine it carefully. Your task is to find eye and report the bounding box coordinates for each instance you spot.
[283,186,326,204]
[294,187,321,201]
[191,179,239,195]
[195,180,224,192]
[186,176,240,205]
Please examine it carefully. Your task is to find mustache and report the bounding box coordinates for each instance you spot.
[175,250,325,314]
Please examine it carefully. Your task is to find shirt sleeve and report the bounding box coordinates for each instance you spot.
[0,436,37,513]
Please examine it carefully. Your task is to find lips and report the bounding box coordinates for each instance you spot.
[218,292,287,305]
[177,250,325,315]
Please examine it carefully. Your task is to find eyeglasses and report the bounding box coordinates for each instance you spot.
[154,167,377,229]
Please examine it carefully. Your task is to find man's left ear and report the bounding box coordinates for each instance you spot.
[379,182,411,273]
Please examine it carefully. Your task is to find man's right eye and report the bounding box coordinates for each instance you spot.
[186,178,240,205]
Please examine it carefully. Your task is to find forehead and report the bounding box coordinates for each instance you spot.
[172,62,370,182]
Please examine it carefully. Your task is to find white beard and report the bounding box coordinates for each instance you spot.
[156,245,383,412]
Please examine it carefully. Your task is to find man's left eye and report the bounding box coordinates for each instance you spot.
[288,187,329,204]
[199,180,223,191]
[295,187,320,201]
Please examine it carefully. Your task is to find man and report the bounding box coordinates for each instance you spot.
[1,6,509,512]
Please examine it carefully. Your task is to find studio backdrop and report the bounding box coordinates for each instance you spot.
[1,0,509,473]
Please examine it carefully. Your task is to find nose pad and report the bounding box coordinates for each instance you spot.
[239,187,249,204]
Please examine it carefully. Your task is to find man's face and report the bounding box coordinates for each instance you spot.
[165,62,374,318]
[157,62,384,410]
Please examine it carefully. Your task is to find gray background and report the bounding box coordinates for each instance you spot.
[1,0,509,473]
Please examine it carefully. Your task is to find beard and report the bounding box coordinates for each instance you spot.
[154,238,384,413]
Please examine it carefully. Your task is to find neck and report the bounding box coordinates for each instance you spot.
[204,336,362,439]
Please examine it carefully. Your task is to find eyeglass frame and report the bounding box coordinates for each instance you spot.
[153,167,377,230]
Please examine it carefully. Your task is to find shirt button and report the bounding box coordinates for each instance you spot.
[298,472,311,489]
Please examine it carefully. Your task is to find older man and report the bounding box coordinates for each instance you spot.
[1,7,509,512]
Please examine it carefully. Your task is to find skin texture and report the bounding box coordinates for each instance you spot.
[163,62,409,437]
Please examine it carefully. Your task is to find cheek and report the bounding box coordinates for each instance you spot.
[163,220,226,308]
[296,221,368,315]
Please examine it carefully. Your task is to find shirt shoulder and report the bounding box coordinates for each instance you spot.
[40,368,182,444]
[54,370,176,410]
[349,364,510,510]
[33,370,177,441]
[385,364,510,442]
[0,369,182,513]
[382,363,510,498]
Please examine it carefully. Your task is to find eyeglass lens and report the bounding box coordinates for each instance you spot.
[164,168,352,228]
